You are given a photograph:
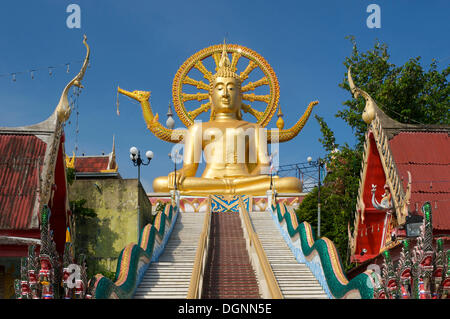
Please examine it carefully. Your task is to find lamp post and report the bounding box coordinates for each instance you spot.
[269,151,278,191]
[168,149,182,191]
[168,152,176,191]
[270,170,273,190]
[308,156,325,238]
[168,149,182,208]
[269,158,274,191]
[130,146,153,241]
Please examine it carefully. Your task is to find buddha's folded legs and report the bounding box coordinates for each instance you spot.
[153,176,228,194]
[233,176,302,195]
[153,175,302,195]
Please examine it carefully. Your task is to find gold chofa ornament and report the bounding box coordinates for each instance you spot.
[212,42,241,83]
[117,43,318,195]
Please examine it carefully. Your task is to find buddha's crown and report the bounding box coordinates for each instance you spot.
[211,42,241,87]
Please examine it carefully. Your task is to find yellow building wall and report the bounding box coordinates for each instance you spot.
[68,178,152,277]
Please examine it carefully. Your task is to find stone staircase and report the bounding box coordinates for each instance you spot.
[201,212,261,298]
[249,211,328,299]
[134,212,206,299]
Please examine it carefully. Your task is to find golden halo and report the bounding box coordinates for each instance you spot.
[172,44,280,128]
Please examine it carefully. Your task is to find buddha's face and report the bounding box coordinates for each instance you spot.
[210,77,242,116]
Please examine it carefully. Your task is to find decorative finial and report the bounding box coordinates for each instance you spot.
[107,135,118,171]
[55,34,90,123]
[276,105,284,130]
[166,103,175,129]
[111,134,115,155]
[65,151,75,169]
[347,67,376,124]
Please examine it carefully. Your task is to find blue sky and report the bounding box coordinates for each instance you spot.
[1,0,449,192]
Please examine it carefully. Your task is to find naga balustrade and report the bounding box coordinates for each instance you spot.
[270,202,376,299]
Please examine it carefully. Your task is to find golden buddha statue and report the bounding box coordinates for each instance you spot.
[118,43,318,196]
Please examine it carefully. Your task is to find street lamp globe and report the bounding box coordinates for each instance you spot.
[307,156,312,163]
[130,146,139,156]
[145,150,154,160]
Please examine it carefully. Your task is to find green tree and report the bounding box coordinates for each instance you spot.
[295,37,449,272]
[70,199,97,255]
[296,133,361,271]
[315,115,338,153]
[71,199,97,220]
[339,36,449,148]
[66,167,76,185]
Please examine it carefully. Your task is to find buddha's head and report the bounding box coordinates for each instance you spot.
[209,44,242,120]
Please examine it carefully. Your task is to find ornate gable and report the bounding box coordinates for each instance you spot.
[346,68,450,263]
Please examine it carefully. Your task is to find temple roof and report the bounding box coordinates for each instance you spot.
[66,135,119,177]
[0,134,46,230]
[0,36,89,256]
[74,155,112,173]
[0,112,60,231]
[389,131,450,232]
[347,68,450,263]
[348,67,450,232]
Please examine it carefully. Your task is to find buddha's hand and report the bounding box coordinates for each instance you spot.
[168,169,187,189]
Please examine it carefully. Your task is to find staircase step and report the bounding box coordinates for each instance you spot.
[249,211,328,299]
[138,283,190,287]
[134,212,206,299]
[135,287,189,292]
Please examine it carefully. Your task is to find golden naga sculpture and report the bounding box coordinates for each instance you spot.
[118,43,318,195]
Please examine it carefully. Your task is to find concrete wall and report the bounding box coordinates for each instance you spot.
[0,258,20,299]
[68,178,152,276]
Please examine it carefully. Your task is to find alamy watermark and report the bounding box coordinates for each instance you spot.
[168,122,280,174]
[65,264,81,288]
[66,4,81,29]
[366,4,381,29]
[365,263,381,289]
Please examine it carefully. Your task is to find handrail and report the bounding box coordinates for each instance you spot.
[239,198,283,299]
[187,208,211,298]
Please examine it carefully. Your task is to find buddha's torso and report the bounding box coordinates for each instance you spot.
[199,119,262,179]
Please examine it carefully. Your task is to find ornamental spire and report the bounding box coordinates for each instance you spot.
[219,39,231,68]
[55,35,90,123]
[212,39,240,82]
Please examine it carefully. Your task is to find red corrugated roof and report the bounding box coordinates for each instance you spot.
[389,132,450,232]
[0,134,46,230]
[74,156,109,173]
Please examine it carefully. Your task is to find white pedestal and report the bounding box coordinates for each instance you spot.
[266,190,276,210]
[170,190,180,209]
